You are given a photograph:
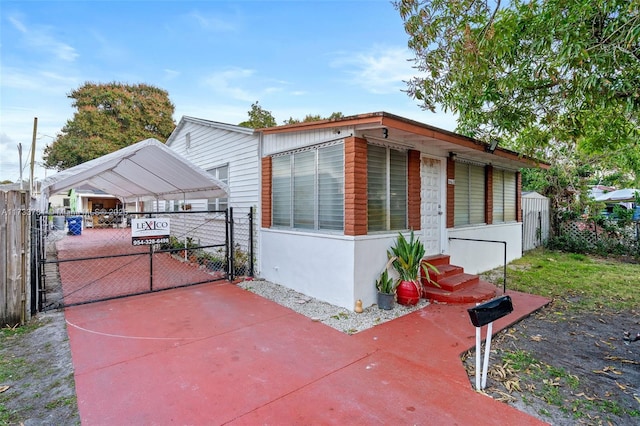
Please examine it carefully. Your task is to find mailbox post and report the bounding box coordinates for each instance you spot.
[467,295,514,390]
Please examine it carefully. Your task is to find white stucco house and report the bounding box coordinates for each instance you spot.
[167,112,547,310]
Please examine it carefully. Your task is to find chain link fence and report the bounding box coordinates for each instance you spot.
[36,207,254,309]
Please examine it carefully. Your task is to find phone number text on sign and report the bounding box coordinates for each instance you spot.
[132,237,170,246]
[131,218,170,246]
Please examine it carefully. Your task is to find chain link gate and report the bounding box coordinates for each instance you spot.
[35,207,254,309]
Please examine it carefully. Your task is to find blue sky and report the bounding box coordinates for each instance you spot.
[1,0,457,182]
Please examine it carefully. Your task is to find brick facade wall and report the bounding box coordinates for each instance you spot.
[485,165,493,225]
[408,150,421,230]
[446,156,455,228]
[261,156,272,228]
[344,136,368,236]
[516,171,522,222]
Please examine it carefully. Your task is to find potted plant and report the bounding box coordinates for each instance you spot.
[375,265,397,310]
[387,230,438,306]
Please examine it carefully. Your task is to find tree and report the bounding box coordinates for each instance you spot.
[238,101,277,128]
[396,0,640,180]
[283,112,344,125]
[239,102,344,128]
[43,82,176,170]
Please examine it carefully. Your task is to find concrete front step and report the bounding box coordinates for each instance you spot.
[422,264,465,286]
[423,280,497,304]
[423,254,451,267]
[430,272,479,292]
[420,254,498,304]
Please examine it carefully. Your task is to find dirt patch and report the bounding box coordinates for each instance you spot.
[0,311,79,425]
[463,304,640,425]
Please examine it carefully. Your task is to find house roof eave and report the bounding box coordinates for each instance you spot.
[167,116,255,146]
[260,111,548,170]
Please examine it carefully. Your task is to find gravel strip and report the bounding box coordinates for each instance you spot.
[237,279,429,334]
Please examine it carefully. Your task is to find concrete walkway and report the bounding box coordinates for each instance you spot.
[65,282,549,425]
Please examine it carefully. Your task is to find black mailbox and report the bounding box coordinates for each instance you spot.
[467,295,513,327]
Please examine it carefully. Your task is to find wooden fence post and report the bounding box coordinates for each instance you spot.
[1,190,31,326]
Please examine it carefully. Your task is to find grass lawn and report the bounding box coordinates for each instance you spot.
[501,249,639,311]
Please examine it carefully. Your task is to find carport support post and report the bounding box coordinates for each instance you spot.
[228,207,234,282]
[149,244,154,291]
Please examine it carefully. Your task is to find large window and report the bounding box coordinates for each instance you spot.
[272,143,344,231]
[493,169,516,222]
[454,162,485,226]
[207,164,228,211]
[367,145,407,231]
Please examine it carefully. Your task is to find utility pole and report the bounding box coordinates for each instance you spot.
[18,143,23,190]
[30,117,38,194]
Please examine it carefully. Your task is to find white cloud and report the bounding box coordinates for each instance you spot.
[164,69,181,80]
[8,15,27,33]
[202,68,258,102]
[187,11,237,32]
[8,14,78,62]
[0,67,78,93]
[89,30,128,63]
[331,45,415,95]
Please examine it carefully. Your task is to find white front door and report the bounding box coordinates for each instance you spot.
[421,157,443,255]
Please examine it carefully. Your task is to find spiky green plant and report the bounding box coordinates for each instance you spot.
[388,230,425,282]
[375,268,396,294]
[387,231,438,285]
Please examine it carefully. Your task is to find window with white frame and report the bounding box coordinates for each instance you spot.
[272,143,344,231]
[367,144,407,232]
[207,165,228,211]
[454,162,486,226]
[493,169,516,222]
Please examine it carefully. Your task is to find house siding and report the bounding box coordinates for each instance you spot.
[166,118,261,272]
[168,120,259,209]
[262,128,349,156]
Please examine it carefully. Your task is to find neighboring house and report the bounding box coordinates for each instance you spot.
[170,112,547,310]
[165,116,261,252]
[166,116,259,212]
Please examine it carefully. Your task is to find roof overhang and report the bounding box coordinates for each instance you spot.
[261,112,549,170]
[40,138,228,209]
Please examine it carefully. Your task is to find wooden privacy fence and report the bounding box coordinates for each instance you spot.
[522,192,550,251]
[1,190,31,326]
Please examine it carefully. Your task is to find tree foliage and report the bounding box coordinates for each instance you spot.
[397,0,640,180]
[238,101,277,128]
[43,82,175,170]
[239,101,344,128]
[283,112,345,125]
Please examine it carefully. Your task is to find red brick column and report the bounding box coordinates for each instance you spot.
[261,156,272,228]
[408,150,421,230]
[344,137,368,235]
[485,165,493,225]
[516,171,523,222]
[446,157,455,228]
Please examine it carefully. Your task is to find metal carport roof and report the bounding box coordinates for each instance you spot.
[40,138,228,208]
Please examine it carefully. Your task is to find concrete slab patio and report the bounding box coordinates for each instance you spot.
[65,282,549,425]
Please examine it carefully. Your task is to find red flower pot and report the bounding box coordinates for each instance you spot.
[396,280,420,306]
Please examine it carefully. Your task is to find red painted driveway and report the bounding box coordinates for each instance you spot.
[65,282,549,425]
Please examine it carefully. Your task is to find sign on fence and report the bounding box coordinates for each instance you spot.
[131,218,170,246]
